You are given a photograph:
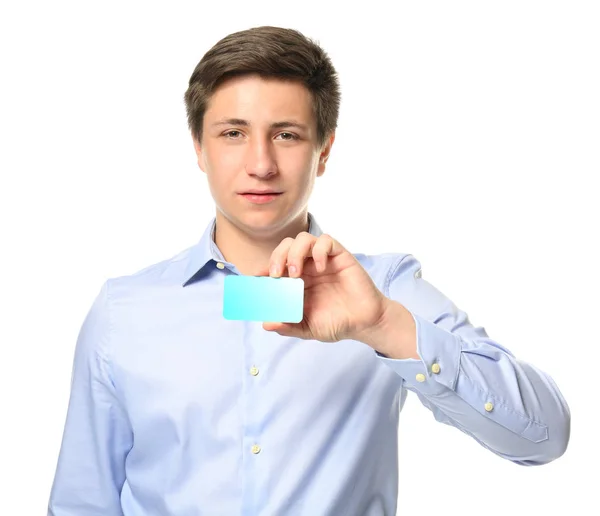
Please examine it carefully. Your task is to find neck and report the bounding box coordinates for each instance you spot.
[214,210,310,276]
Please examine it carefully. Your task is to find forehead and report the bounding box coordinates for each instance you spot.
[205,75,315,123]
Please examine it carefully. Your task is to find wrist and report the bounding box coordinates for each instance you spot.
[358,299,418,359]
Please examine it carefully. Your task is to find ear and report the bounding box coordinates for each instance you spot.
[317,132,335,177]
[192,135,206,173]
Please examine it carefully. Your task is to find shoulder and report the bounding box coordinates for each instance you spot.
[353,251,422,290]
[105,244,195,299]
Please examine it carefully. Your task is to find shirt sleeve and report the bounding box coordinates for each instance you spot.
[48,280,132,515]
[375,254,570,466]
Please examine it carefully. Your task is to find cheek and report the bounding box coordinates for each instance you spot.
[206,168,229,192]
[220,149,244,169]
[277,146,317,172]
[204,140,242,170]
[291,144,313,159]
[203,151,239,197]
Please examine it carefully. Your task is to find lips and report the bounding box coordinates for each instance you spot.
[239,192,283,204]
[241,191,282,195]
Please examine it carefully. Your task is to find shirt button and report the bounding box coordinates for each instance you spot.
[216,262,225,269]
[484,402,494,412]
[431,363,441,374]
[251,444,261,454]
[250,366,259,376]
[415,373,426,382]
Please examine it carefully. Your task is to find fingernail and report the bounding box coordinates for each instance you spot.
[270,264,278,276]
[289,265,297,276]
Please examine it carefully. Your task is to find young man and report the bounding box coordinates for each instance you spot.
[48,26,570,515]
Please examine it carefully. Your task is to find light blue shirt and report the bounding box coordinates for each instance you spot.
[48,212,570,515]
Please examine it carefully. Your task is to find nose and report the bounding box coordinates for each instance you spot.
[245,136,278,178]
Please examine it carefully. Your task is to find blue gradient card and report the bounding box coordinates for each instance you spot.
[223,275,304,322]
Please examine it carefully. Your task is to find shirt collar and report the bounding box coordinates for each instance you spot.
[182,212,324,287]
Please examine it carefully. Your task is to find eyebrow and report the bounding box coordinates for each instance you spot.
[211,118,308,131]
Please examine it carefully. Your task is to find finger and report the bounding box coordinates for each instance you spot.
[262,321,283,332]
[286,232,317,277]
[311,234,336,272]
[269,237,295,277]
[262,321,298,337]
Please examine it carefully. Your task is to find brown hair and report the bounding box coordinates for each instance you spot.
[183,26,341,148]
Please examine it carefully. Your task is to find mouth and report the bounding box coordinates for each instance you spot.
[239,190,283,195]
[238,192,283,204]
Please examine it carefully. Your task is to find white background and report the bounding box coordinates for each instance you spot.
[1,1,598,514]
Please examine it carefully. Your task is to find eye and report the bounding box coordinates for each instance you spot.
[222,131,298,140]
[275,132,298,141]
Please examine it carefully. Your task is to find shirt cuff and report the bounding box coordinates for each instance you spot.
[375,310,462,397]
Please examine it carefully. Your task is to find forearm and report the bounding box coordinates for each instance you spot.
[358,300,570,465]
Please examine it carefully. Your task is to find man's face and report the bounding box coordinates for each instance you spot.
[193,74,334,236]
